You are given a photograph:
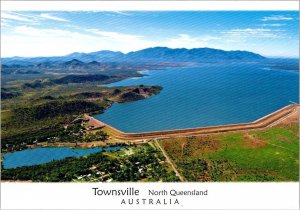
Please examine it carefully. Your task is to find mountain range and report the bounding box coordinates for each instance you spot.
[2,47,265,65]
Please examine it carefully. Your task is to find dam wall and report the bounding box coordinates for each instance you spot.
[86,104,299,140]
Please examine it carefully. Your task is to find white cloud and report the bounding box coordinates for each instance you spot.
[1,18,11,27]
[2,26,222,57]
[2,12,69,26]
[261,23,286,27]
[13,25,74,37]
[85,29,142,41]
[1,26,157,57]
[1,24,295,58]
[112,11,132,16]
[2,12,35,23]
[103,11,133,17]
[261,15,293,21]
[222,28,284,39]
[163,34,219,49]
[40,13,69,22]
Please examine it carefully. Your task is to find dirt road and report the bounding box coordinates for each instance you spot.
[154,139,185,182]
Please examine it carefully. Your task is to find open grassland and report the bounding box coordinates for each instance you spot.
[159,123,299,182]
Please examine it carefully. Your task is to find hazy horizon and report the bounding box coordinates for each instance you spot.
[2,46,299,60]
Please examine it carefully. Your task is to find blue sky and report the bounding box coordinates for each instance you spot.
[1,11,298,58]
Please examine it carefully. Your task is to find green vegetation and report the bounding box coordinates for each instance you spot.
[84,131,109,142]
[21,74,120,90]
[159,123,299,182]
[51,74,115,84]
[1,89,21,99]
[118,86,162,102]
[1,144,180,182]
[1,71,162,153]
[12,100,103,122]
[1,98,107,152]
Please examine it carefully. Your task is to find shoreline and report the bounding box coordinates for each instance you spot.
[86,104,299,141]
[3,104,297,154]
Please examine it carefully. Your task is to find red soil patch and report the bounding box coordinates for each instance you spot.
[160,138,187,159]
[186,136,220,153]
[242,133,267,149]
[277,136,290,142]
[160,136,221,159]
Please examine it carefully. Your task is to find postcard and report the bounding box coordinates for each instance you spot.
[1,1,299,209]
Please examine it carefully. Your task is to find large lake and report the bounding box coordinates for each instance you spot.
[95,63,299,133]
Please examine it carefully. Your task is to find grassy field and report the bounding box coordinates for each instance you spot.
[159,123,299,182]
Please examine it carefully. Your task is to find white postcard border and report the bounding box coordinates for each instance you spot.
[1,1,299,11]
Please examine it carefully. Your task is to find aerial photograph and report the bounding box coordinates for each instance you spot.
[1,11,299,182]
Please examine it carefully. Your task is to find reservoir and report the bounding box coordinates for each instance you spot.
[2,146,125,169]
[95,62,299,133]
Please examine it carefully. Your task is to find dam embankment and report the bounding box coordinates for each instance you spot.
[86,104,299,141]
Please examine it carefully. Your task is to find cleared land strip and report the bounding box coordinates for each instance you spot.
[154,139,185,182]
[245,133,294,152]
[85,104,299,141]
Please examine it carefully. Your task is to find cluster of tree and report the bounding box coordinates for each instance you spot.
[84,131,109,142]
[1,99,102,151]
[2,153,108,182]
[1,76,162,154]
[177,159,209,181]
[2,122,65,152]
[58,123,84,142]
[119,91,145,102]
[1,91,20,100]
[22,80,46,89]
[2,119,110,151]
[57,127,109,143]
[118,85,162,103]
[1,88,21,100]
[1,64,41,75]
[176,158,237,182]
[11,100,103,124]
[52,74,115,84]
[20,74,119,90]
[72,92,104,99]
[2,145,180,182]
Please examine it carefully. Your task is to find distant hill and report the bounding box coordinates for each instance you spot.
[1,58,136,75]
[20,74,119,90]
[126,47,265,62]
[2,47,265,65]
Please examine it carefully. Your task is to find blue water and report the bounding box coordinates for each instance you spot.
[2,146,126,169]
[95,63,299,133]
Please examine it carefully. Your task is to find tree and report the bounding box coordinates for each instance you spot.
[95,131,109,141]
